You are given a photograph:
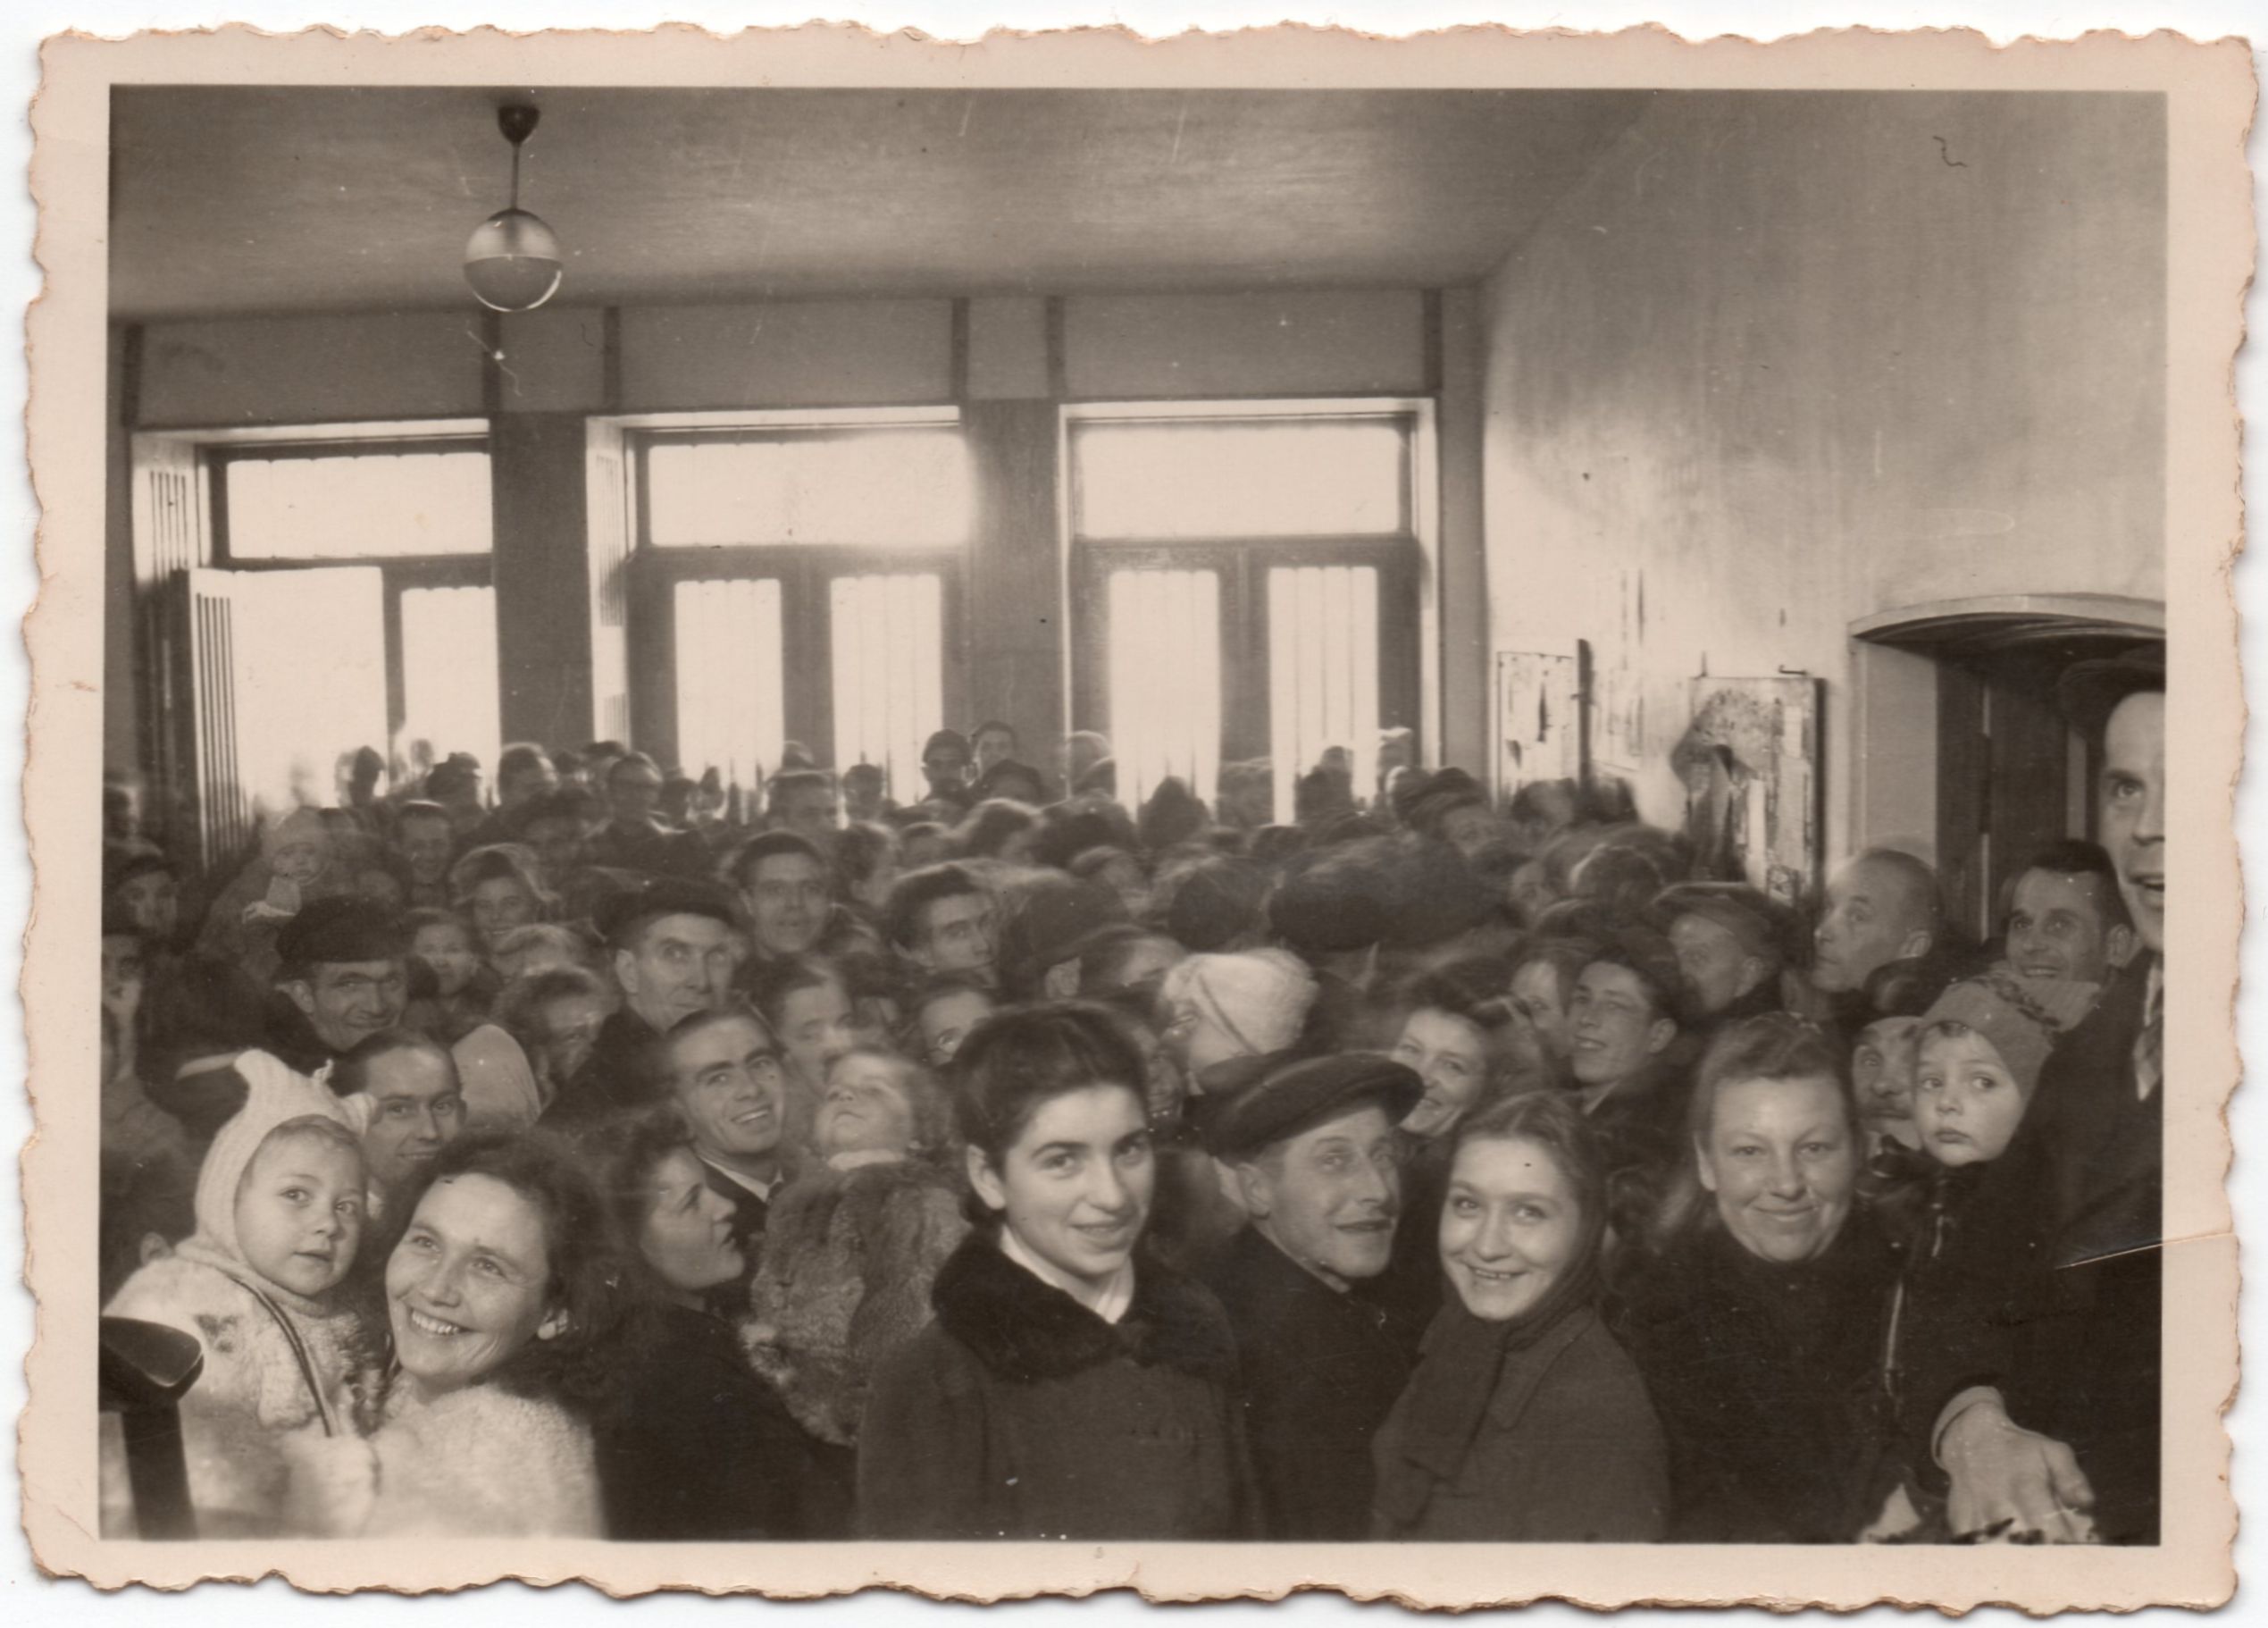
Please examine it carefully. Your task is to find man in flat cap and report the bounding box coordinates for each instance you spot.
[1201,1053,1426,1540]
[1921,645,2164,1546]
[544,877,741,1135]
[159,896,412,1141]
[1652,881,1795,1028]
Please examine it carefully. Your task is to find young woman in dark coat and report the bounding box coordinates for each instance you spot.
[1371,1091,1669,1541]
[858,1003,1253,1540]
[1614,1014,1901,1543]
[591,1112,819,1540]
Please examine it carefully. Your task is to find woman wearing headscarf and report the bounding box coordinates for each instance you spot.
[1371,1091,1667,1540]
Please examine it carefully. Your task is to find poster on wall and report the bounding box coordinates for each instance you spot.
[1493,650,1580,798]
[1674,673,1822,907]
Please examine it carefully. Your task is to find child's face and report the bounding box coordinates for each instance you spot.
[1853,1017,1921,1137]
[1913,1028,2029,1167]
[815,1054,918,1159]
[234,1129,365,1297]
[271,836,328,887]
[413,924,480,998]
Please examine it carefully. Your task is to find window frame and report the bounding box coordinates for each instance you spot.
[1063,401,1429,798]
[205,433,497,763]
[624,416,973,781]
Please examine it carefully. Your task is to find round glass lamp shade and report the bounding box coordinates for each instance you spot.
[463,207,564,313]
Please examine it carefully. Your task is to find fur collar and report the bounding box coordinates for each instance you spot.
[931,1233,1237,1386]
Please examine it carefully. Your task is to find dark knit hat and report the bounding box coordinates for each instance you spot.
[275,896,407,976]
[1201,1053,1423,1162]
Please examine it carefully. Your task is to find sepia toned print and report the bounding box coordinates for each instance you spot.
[20,21,2248,1610]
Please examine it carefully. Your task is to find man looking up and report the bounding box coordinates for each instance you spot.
[1202,1054,1425,1540]
[1810,848,1943,996]
[546,877,738,1134]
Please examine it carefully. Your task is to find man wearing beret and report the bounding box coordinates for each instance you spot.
[157,896,411,1141]
[1925,648,2165,1546]
[1201,1054,1427,1540]
[1652,882,1795,1028]
[544,878,741,1135]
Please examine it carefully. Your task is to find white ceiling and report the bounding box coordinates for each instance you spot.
[109,87,1654,319]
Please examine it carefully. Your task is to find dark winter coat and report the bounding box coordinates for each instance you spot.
[542,1008,666,1136]
[1202,1223,1419,1540]
[1371,1300,1668,1541]
[857,1234,1253,1540]
[1893,961,2161,1544]
[592,1303,816,1541]
[1617,1213,1900,1542]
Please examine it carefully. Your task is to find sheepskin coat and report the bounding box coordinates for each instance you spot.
[857,1235,1253,1540]
[286,1380,602,1539]
[102,1254,379,1538]
[741,1154,968,1448]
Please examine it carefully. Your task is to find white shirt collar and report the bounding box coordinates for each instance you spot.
[698,1154,777,1203]
[1000,1228,1135,1325]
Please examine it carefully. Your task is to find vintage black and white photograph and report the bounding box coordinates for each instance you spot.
[20,22,2247,1609]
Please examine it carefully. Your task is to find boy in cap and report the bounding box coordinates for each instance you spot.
[1201,1053,1426,1540]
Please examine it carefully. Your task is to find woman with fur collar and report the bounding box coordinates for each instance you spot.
[282,1131,626,1539]
[858,1003,1253,1540]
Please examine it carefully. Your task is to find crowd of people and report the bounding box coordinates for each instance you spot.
[93,659,2167,1545]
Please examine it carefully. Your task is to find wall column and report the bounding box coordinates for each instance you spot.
[489,413,597,750]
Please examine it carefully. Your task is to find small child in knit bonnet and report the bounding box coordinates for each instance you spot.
[101,1054,379,1537]
[1912,969,2096,1173]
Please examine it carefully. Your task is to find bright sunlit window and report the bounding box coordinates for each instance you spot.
[225,566,389,817]
[223,449,493,559]
[398,585,502,778]
[1107,568,1223,808]
[1268,565,1381,821]
[646,430,975,549]
[674,578,786,786]
[832,574,945,805]
[1071,417,1407,540]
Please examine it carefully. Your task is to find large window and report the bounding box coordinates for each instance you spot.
[1068,405,1425,818]
[630,417,971,801]
[212,437,498,802]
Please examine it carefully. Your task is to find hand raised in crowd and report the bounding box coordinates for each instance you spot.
[1940,1394,2097,1545]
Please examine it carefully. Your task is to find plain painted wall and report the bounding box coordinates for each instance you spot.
[1479,90,2165,857]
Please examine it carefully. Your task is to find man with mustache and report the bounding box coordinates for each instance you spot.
[1201,1054,1427,1540]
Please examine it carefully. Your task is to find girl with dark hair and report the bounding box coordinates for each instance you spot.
[857,1003,1251,1539]
[590,1112,816,1541]
[1371,1091,1668,1540]
[285,1130,630,1538]
[1614,1013,1899,1542]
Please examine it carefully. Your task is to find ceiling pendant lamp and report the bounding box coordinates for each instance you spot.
[464,104,563,313]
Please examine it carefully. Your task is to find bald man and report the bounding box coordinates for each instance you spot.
[1810,849,1942,995]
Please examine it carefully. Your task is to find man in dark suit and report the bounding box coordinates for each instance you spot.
[1201,1053,1427,1540]
[1925,648,2164,1545]
[659,1007,791,1263]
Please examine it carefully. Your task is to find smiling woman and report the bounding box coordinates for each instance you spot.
[280,1132,628,1539]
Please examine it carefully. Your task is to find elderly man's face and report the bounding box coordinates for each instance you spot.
[1240,1104,1402,1289]
[1812,858,1932,994]
[398,817,454,887]
[288,958,409,1053]
[739,852,831,960]
[2101,692,2166,954]
[1670,913,1766,1015]
[615,912,733,1033]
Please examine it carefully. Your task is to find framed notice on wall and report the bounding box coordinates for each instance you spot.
[1493,650,1581,799]
[1674,673,1823,907]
